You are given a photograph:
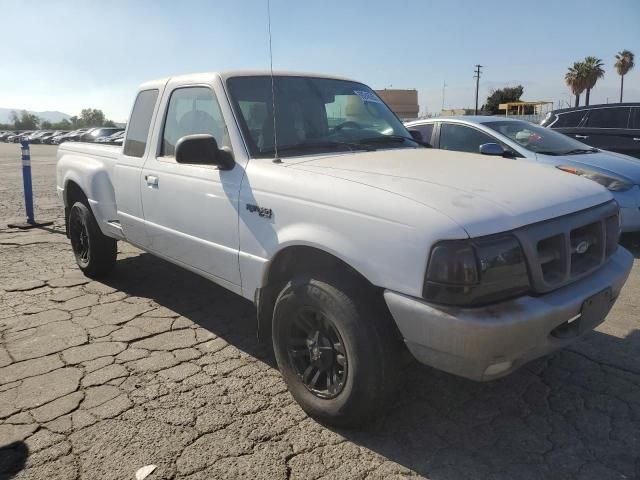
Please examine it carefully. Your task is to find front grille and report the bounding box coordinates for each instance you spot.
[513,201,620,294]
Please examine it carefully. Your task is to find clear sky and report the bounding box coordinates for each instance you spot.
[1,0,638,122]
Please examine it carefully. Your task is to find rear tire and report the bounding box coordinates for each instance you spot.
[272,272,401,428]
[68,201,117,278]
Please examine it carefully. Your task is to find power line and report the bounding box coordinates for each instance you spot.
[473,65,482,114]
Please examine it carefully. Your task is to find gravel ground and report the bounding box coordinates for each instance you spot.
[1,143,639,480]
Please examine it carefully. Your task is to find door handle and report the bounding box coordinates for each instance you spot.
[575,134,589,139]
[145,175,159,187]
[633,138,640,141]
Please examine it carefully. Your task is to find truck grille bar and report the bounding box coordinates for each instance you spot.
[513,201,620,294]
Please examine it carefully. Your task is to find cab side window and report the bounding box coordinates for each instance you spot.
[439,123,496,154]
[161,86,230,157]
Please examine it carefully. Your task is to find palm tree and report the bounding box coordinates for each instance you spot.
[565,62,588,107]
[583,56,605,106]
[614,50,635,102]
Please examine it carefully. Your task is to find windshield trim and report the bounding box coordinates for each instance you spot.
[225,75,416,159]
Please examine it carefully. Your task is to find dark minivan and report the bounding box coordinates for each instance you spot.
[541,103,640,158]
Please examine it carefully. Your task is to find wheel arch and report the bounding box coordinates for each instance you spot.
[255,244,380,343]
[63,179,90,236]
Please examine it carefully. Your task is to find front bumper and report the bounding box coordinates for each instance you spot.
[620,205,640,232]
[614,186,640,232]
[385,247,633,381]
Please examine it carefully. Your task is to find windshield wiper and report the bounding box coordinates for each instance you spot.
[535,150,561,156]
[561,148,599,155]
[359,135,430,148]
[261,141,376,155]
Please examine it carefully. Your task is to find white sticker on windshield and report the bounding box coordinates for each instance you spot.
[354,90,383,104]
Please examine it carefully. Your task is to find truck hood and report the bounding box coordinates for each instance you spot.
[288,148,613,237]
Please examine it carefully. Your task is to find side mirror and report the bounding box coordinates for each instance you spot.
[479,142,505,156]
[175,134,235,170]
[408,129,423,142]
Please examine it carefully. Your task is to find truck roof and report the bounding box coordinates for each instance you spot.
[138,70,357,90]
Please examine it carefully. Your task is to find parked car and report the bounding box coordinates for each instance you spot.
[39,131,65,144]
[25,130,43,142]
[53,128,91,144]
[406,116,640,232]
[50,131,76,144]
[49,134,65,145]
[96,130,125,143]
[112,131,125,146]
[26,130,53,143]
[541,103,640,159]
[0,131,17,142]
[57,71,632,427]
[6,131,34,143]
[78,127,123,143]
[66,128,95,142]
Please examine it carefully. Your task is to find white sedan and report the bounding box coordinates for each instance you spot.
[406,116,640,232]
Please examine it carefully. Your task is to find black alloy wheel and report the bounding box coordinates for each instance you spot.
[66,201,117,278]
[69,208,91,268]
[286,307,348,399]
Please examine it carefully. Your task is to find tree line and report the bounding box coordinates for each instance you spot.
[478,49,635,115]
[565,50,635,107]
[0,108,116,131]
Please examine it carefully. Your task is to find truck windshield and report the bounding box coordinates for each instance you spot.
[484,120,597,156]
[226,75,420,158]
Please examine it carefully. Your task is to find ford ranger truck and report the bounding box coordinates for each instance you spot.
[56,71,633,427]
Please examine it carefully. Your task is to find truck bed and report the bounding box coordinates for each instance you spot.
[58,141,121,159]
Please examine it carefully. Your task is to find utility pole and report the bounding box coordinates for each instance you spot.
[441,81,447,113]
[473,65,482,114]
[473,65,482,115]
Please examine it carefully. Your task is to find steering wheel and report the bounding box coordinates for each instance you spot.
[334,121,363,132]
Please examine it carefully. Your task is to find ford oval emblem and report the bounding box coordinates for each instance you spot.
[576,240,590,254]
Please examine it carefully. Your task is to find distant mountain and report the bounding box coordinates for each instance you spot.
[0,108,71,124]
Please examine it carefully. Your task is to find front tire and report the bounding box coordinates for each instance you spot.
[68,201,117,278]
[272,272,401,428]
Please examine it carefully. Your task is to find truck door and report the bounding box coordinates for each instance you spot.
[140,83,243,287]
[115,88,161,248]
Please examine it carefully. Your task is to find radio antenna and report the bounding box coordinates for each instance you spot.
[267,0,280,163]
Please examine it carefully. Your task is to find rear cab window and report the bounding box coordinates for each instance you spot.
[124,89,160,158]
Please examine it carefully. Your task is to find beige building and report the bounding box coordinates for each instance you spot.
[375,89,419,120]
[441,108,469,116]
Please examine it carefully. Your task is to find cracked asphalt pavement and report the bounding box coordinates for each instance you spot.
[1,143,640,479]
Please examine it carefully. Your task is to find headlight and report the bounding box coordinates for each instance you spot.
[556,165,633,192]
[423,235,530,307]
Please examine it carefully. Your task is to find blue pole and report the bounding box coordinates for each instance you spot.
[20,139,35,224]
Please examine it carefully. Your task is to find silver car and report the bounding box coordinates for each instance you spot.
[406,116,640,232]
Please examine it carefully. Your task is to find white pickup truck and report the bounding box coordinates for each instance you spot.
[57,71,633,427]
